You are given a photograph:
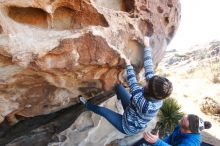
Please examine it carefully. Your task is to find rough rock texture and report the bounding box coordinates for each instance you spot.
[201,97,220,115]
[49,97,126,146]
[0,91,114,146]
[0,95,158,146]
[47,96,157,146]
[0,0,181,125]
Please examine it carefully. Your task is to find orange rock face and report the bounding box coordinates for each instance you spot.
[0,0,181,124]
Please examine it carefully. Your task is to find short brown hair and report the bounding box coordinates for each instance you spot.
[148,75,173,100]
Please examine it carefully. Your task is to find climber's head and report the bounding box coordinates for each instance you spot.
[143,75,173,100]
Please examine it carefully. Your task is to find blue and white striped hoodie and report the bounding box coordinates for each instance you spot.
[122,47,163,135]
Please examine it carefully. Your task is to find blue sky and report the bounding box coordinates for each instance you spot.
[168,0,220,51]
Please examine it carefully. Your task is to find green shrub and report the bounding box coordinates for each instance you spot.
[154,98,184,138]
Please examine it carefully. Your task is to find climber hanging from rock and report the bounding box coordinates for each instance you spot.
[80,36,173,135]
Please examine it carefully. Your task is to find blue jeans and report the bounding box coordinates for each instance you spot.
[85,84,131,134]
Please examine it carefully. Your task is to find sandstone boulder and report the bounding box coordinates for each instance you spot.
[0,0,181,124]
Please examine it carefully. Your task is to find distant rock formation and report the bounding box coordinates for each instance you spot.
[159,41,220,74]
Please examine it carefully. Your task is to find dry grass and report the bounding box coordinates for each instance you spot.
[190,56,220,83]
[206,58,220,84]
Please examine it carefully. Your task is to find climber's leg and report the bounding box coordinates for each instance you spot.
[115,84,131,110]
[85,102,126,134]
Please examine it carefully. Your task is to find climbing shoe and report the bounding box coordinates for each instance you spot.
[80,96,87,104]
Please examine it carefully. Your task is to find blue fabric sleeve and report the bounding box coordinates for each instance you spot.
[163,125,180,143]
[153,139,194,146]
[144,47,154,80]
[152,139,172,146]
[126,65,141,92]
[126,65,145,113]
[163,133,172,143]
[153,125,194,146]
[126,65,161,114]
